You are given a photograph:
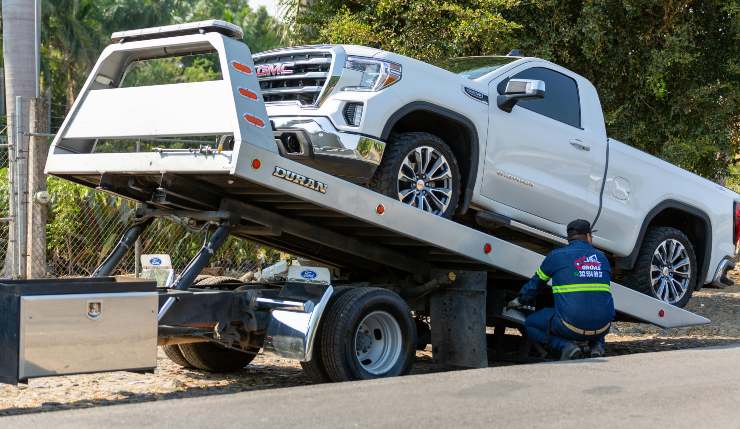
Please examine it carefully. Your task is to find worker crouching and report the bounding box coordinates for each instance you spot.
[508,219,615,360]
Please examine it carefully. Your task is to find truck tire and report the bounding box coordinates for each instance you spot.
[299,286,352,383]
[370,132,461,218]
[621,227,697,308]
[319,287,416,382]
[178,275,258,371]
[178,342,258,372]
[162,345,193,369]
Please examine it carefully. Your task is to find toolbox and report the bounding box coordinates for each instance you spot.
[0,277,157,384]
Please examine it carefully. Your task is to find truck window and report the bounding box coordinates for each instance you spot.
[498,67,581,128]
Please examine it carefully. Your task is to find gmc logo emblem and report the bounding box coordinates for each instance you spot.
[256,63,294,77]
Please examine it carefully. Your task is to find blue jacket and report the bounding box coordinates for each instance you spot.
[518,240,615,330]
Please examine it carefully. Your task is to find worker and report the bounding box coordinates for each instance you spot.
[507,219,615,360]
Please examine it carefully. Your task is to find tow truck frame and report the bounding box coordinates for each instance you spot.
[0,21,709,384]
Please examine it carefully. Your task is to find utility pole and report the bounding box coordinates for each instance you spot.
[2,1,38,278]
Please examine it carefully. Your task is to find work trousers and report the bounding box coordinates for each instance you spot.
[524,307,606,352]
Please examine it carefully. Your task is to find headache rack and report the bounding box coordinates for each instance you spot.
[45,20,707,331]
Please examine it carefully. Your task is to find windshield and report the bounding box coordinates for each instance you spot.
[438,56,519,79]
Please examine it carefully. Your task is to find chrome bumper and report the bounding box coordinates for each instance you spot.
[271,116,386,183]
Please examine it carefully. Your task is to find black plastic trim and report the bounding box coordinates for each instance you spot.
[381,102,480,214]
[617,200,712,283]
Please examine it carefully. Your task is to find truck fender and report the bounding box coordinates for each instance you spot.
[381,101,480,215]
[617,199,712,284]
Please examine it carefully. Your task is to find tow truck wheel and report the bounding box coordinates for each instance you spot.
[621,227,697,308]
[299,286,352,382]
[162,345,194,368]
[370,132,461,218]
[178,342,259,372]
[319,287,416,382]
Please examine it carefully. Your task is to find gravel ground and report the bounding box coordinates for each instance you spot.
[1,272,738,416]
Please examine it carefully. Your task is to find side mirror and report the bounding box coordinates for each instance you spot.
[497,79,546,113]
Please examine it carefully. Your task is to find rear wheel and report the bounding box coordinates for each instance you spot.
[178,342,258,372]
[621,227,697,307]
[370,132,461,218]
[162,344,193,369]
[168,275,257,371]
[318,287,416,382]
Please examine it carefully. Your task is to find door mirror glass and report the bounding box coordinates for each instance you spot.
[497,79,546,112]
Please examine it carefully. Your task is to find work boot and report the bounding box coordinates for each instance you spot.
[559,342,583,361]
[590,343,605,358]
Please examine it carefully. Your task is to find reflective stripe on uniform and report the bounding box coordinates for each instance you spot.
[551,283,610,294]
[536,267,551,281]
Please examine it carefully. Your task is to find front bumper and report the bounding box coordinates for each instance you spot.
[271,116,386,183]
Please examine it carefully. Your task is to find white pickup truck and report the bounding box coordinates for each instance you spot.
[256,45,739,307]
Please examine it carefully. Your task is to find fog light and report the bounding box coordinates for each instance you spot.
[343,102,364,127]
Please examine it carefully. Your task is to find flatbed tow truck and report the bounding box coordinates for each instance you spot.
[0,21,709,384]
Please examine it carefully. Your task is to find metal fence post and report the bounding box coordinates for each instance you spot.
[14,96,27,279]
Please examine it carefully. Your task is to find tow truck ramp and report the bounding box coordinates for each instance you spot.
[2,20,707,384]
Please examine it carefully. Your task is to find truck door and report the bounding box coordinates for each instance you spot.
[482,65,603,231]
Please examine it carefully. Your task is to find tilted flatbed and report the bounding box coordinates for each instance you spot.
[0,21,708,384]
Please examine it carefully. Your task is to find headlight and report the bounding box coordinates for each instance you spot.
[341,56,402,92]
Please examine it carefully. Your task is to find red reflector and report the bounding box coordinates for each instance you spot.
[658,309,665,318]
[251,159,261,169]
[484,243,492,254]
[244,114,266,128]
[231,61,253,75]
[376,204,385,215]
[238,87,258,100]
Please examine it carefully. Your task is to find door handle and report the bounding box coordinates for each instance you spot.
[569,139,591,151]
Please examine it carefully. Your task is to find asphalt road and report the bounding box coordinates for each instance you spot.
[5,345,740,428]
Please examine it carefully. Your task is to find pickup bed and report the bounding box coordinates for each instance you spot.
[256,45,739,307]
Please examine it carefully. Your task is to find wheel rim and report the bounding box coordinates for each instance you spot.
[649,239,691,304]
[353,311,403,375]
[396,146,453,215]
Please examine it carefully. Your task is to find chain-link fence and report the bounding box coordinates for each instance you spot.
[0,132,9,271]
[43,178,278,278]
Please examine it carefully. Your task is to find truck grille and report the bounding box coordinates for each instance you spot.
[253,48,333,106]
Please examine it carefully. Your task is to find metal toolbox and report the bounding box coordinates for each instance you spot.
[0,277,157,384]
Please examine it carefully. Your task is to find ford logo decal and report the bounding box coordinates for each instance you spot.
[300,270,317,280]
[150,257,162,266]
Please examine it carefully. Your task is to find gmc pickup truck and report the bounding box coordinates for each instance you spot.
[256,45,739,307]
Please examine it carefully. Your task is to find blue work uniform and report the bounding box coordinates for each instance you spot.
[519,240,615,352]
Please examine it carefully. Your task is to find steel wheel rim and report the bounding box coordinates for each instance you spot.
[396,146,453,215]
[353,311,402,375]
[649,239,691,304]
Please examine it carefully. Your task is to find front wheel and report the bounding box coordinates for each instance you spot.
[620,227,697,307]
[370,132,461,218]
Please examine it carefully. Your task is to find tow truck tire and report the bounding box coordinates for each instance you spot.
[370,132,461,218]
[194,276,243,289]
[620,227,697,308]
[319,287,416,382]
[299,286,352,383]
[178,342,258,372]
[162,345,193,369]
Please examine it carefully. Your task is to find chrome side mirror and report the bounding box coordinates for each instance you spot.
[497,79,546,113]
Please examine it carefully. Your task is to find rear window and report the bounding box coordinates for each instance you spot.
[438,56,519,79]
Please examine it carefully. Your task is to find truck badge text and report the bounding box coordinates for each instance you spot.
[273,166,327,194]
